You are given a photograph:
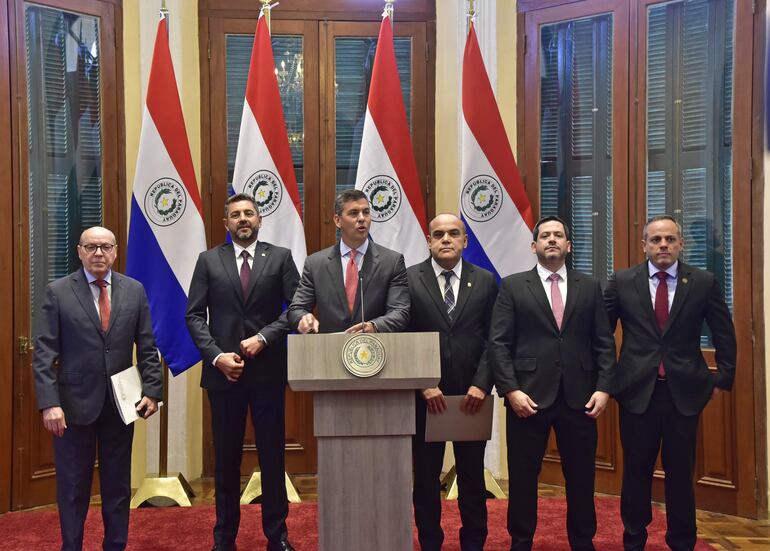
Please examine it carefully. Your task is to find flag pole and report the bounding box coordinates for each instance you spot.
[130,4,195,508]
[440,0,509,502]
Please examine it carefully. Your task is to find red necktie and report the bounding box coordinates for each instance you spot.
[654,271,669,378]
[93,279,110,332]
[240,250,251,300]
[548,273,564,330]
[345,249,359,314]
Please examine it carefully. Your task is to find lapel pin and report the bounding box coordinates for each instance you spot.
[261,253,266,257]
[467,281,472,287]
[682,277,688,284]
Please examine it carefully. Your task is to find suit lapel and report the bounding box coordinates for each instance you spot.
[106,273,123,335]
[663,263,692,335]
[244,242,270,302]
[633,263,660,331]
[560,270,581,332]
[70,269,105,337]
[526,267,559,332]
[418,260,452,327]
[452,262,475,325]
[325,244,349,319]
[218,244,243,300]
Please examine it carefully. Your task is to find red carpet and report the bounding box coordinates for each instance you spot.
[0,497,714,550]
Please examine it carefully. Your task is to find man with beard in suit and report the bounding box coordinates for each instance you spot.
[187,193,299,551]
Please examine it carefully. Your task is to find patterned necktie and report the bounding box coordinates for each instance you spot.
[92,279,110,332]
[240,250,251,300]
[548,273,564,330]
[654,271,669,378]
[442,270,455,319]
[345,249,359,314]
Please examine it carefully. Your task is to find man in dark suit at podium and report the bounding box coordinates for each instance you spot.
[604,215,736,551]
[186,194,299,551]
[32,226,162,551]
[490,216,616,551]
[288,188,409,334]
[407,213,498,551]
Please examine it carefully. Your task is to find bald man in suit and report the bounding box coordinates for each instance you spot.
[33,226,162,551]
[605,215,736,551]
[288,188,409,334]
[407,213,498,551]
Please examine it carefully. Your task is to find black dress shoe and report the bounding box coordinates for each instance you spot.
[267,540,295,551]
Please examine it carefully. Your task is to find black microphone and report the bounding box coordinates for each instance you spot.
[359,275,366,331]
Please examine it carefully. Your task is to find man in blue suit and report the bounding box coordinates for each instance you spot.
[33,226,163,551]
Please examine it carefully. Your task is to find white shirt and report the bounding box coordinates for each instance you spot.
[536,263,568,307]
[647,260,678,311]
[340,239,369,285]
[84,268,112,323]
[233,240,258,271]
[432,258,462,301]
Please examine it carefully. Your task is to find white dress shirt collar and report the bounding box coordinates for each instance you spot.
[647,260,678,280]
[536,262,567,283]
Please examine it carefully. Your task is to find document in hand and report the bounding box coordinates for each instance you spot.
[110,365,161,425]
[424,395,494,442]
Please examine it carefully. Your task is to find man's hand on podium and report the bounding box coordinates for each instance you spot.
[298,313,320,334]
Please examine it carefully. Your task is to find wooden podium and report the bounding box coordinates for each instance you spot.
[288,332,440,551]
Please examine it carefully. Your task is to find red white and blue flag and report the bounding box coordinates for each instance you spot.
[232,12,306,273]
[355,14,428,266]
[461,22,534,278]
[127,15,207,376]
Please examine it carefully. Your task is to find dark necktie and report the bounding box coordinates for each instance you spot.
[92,279,110,332]
[442,270,455,319]
[654,271,669,378]
[345,249,359,314]
[240,250,251,300]
[548,273,564,330]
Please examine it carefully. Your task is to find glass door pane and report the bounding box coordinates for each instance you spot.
[25,3,103,322]
[539,13,614,284]
[645,0,734,346]
[225,33,305,210]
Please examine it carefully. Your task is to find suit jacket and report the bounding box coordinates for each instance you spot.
[490,267,616,411]
[604,261,736,416]
[186,241,300,391]
[32,269,163,426]
[406,259,498,394]
[287,240,410,333]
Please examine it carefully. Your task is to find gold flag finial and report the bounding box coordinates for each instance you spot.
[466,0,476,35]
[384,0,395,23]
[261,0,273,32]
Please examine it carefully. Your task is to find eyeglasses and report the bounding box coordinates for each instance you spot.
[79,243,116,254]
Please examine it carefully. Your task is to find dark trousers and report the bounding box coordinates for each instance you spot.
[53,395,134,551]
[620,380,700,551]
[208,386,288,547]
[412,397,488,551]
[505,393,598,551]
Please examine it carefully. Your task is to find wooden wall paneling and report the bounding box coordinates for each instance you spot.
[0,0,15,514]
[750,0,768,519]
